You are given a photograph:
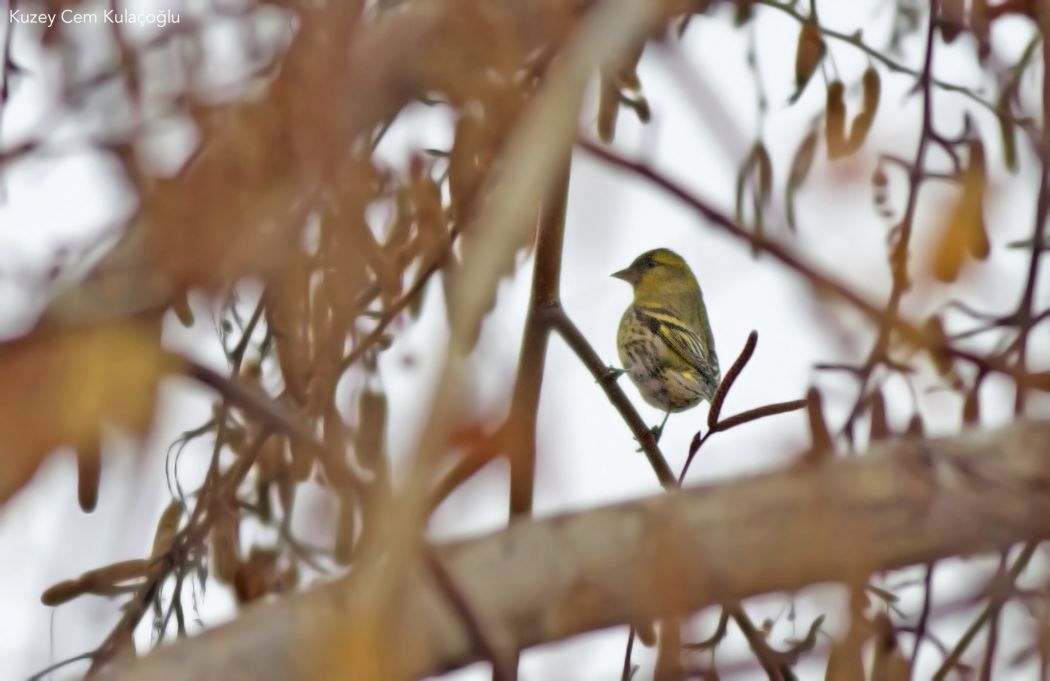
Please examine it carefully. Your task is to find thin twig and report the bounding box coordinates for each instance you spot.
[547,306,677,488]
[931,542,1038,680]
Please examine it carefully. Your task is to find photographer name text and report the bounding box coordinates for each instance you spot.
[10,9,180,28]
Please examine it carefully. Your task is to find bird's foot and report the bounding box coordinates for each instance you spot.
[634,423,664,452]
[601,366,625,384]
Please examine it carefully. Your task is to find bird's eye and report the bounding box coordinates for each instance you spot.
[644,257,656,269]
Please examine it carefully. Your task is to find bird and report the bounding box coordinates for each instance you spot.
[612,248,721,648]
[612,248,720,440]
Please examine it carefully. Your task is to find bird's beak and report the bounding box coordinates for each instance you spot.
[611,267,639,285]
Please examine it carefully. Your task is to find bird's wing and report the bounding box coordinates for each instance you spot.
[636,308,715,382]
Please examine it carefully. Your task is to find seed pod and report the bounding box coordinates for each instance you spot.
[939,0,965,43]
[971,0,991,61]
[733,0,754,25]
[211,501,241,584]
[924,316,954,376]
[233,548,282,604]
[787,130,819,231]
[869,390,890,442]
[755,143,773,206]
[806,387,833,461]
[933,141,988,281]
[862,67,882,121]
[150,501,182,558]
[906,413,925,437]
[966,141,990,260]
[795,22,825,91]
[825,81,848,159]
[42,559,150,606]
[963,383,980,425]
[356,390,388,474]
[76,444,101,512]
[846,68,881,153]
[171,291,194,327]
[998,92,1018,173]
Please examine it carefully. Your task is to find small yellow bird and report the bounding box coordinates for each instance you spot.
[613,248,720,436]
[613,248,720,647]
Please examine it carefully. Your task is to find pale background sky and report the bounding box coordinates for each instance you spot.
[1,2,1049,679]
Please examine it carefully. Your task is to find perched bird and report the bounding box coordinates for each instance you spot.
[613,248,720,647]
[613,248,720,437]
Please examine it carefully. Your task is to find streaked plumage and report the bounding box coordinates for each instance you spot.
[613,248,720,413]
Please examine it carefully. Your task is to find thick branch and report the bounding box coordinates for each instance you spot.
[105,421,1050,681]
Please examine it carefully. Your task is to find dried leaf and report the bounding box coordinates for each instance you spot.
[733,0,754,25]
[42,559,150,606]
[211,499,241,584]
[795,22,825,92]
[171,291,195,327]
[906,413,925,437]
[998,92,1018,173]
[924,317,954,377]
[939,0,965,43]
[786,130,819,231]
[963,383,980,425]
[233,547,295,604]
[151,500,183,558]
[845,68,880,153]
[971,0,990,61]
[869,390,890,441]
[825,81,848,159]
[931,141,988,281]
[805,387,833,462]
[76,443,101,512]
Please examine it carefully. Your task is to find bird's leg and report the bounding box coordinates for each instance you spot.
[651,411,670,444]
[601,365,625,384]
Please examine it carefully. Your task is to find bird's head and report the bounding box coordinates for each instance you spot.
[611,248,697,298]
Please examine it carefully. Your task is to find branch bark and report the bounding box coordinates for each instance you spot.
[104,421,1050,681]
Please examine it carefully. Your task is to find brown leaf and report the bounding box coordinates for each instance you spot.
[795,22,825,91]
[786,130,818,230]
[931,142,988,281]
[939,0,965,42]
[42,559,150,606]
[233,547,296,604]
[803,387,833,463]
[825,81,848,159]
[76,443,101,512]
[845,68,880,153]
[869,390,890,441]
[151,500,183,559]
[211,498,241,585]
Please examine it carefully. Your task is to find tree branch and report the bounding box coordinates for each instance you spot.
[104,420,1050,681]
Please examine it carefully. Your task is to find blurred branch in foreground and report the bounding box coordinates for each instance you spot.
[102,420,1050,681]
